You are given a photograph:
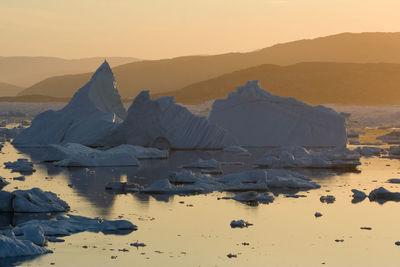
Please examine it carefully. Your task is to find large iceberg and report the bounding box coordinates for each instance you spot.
[209,81,347,147]
[109,91,235,149]
[13,61,126,147]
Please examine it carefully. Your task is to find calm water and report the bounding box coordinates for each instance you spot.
[1,141,400,267]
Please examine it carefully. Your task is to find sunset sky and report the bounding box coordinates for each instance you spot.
[1,0,400,60]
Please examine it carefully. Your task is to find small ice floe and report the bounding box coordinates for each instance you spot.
[255,146,360,170]
[0,187,70,213]
[105,182,143,193]
[0,177,9,189]
[230,220,253,228]
[385,146,400,159]
[378,131,400,144]
[4,159,35,174]
[351,189,367,203]
[226,253,237,258]
[231,191,274,204]
[44,143,140,167]
[360,227,372,230]
[348,139,360,145]
[285,194,306,198]
[142,179,206,194]
[0,234,52,258]
[130,241,146,248]
[168,170,208,184]
[368,187,400,202]
[387,178,400,184]
[353,146,383,157]
[314,212,323,218]
[13,176,25,181]
[320,195,336,204]
[395,241,400,246]
[182,159,221,169]
[347,129,365,138]
[223,146,251,156]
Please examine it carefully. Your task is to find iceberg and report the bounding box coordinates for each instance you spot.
[43,143,140,167]
[209,81,347,147]
[12,61,126,147]
[109,91,235,149]
[255,146,360,169]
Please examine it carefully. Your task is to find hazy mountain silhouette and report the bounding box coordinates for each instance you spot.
[0,82,23,97]
[17,32,400,101]
[153,62,400,105]
[0,56,139,87]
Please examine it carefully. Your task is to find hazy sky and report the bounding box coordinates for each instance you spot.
[1,0,400,60]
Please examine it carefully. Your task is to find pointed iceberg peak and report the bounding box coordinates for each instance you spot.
[234,80,273,99]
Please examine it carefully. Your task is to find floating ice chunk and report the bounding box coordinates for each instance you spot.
[230,220,253,228]
[368,187,400,202]
[217,170,269,191]
[320,195,336,204]
[353,147,383,157]
[266,169,320,189]
[347,129,364,138]
[13,61,126,147]
[314,212,322,218]
[209,81,347,147]
[182,159,221,169]
[348,139,360,145]
[223,146,250,156]
[11,214,137,239]
[0,234,51,258]
[105,182,143,193]
[46,143,139,167]
[377,131,400,144]
[110,91,235,149]
[387,178,400,184]
[351,189,367,203]
[130,241,146,248]
[12,188,70,213]
[255,146,360,169]
[389,146,400,155]
[0,177,9,189]
[4,159,35,174]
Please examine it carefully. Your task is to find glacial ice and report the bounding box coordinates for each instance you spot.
[12,61,126,147]
[4,159,35,174]
[255,146,360,169]
[43,143,140,167]
[0,188,69,213]
[109,91,235,149]
[209,81,347,147]
[0,234,51,258]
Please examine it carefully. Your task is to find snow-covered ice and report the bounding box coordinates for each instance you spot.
[0,234,51,258]
[255,146,360,169]
[109,91,235,149]
[43,143,140,167]
[209,81,347,147]
[12,61,126,147]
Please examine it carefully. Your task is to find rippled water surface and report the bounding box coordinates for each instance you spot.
[1,140,400,267]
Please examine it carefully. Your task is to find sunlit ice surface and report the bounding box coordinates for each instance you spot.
[1,133,400,266]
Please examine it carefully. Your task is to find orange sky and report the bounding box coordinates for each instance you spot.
[1,0,400,60]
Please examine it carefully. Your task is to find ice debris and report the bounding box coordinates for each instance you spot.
[320,195,336,204]
[230,220,253,228]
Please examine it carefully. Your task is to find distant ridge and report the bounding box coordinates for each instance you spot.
[153,62,400,106]
[0,82,23,97]
[0,56,139,87]
[16,32,400,105]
